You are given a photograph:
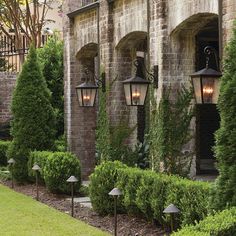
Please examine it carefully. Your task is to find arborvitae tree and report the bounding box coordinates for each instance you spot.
[7,45,55,182]
[38,35,64,138]
[212,22,236,210]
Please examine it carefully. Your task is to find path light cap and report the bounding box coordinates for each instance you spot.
[109,188,123,196]
[8,158,15,164]
[163,204,180,214]
[67,176,78,183]
[32,164,41,171]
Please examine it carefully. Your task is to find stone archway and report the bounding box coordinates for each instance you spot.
[168,13,219,176]
[69,43,98,180]
[112,31,148,146]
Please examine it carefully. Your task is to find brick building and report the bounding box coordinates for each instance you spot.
[63,0,236,179]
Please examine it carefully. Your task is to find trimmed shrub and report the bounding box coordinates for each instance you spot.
[172,207,236,236]
[165,178,210,226]
[135,172,181,224]
[9,45,56,182]
[44,152,81,193]
[117,168,143,215]
[90,161,211,226]
[0,140,11,166]
[89,161,127,215]
[28,151,51,181]
[7,140,29,182]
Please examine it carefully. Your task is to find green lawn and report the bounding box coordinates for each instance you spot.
[0,184,110,236]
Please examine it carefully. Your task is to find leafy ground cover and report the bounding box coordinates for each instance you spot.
[0,184,110,236]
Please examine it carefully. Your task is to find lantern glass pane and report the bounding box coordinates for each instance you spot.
[202,77,220,104]
[76,88,83,106]
[192,76,202,104]
[124,83,131,105]
[131,83,148,106]
[76,88,97,107]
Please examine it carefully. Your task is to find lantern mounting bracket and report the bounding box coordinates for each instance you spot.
[84,67,106,93]
[133,58,159,89]
[204,46,220,71]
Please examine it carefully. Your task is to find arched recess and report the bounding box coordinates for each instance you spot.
[113,31,148,145]
[169,13,219,175]
[70,42,98,180]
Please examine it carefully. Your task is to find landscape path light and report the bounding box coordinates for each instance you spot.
[109,187,123,236]
[32,164,41,201]
[7,158,15,188]
[66,175,78,217]
[163,203,180,233]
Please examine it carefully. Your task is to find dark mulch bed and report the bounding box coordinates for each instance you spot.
[0,180,169,236]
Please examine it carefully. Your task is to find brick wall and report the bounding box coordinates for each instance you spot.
[0,72,17,124]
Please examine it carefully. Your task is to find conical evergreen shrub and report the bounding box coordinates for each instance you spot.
[212,21,236,210]
[7,45,56,182]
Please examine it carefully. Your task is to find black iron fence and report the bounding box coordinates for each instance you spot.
[0,34,49,72]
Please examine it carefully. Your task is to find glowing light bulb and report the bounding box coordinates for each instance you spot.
[132,92,141,98]
[83,95,90,100]
[203,87,213,94]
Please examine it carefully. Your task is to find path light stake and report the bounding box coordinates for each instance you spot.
[66,176,78,217]
[109,188,123,236]
[7,158,15,188]
[32,164,41,201]
[163,204,180,233]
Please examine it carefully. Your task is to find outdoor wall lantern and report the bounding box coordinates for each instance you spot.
[75,69,105,107]
[191,46,221,104]
[122,57,158,106]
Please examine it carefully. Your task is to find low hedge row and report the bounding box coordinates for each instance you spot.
[172,207,236,236]
[28,151,81,193]
[89,161,210,227]
[0,140,11,166]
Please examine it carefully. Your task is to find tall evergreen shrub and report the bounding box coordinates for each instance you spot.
[212,22,236,210]
[7,45,55,182]
[38,35,64,138]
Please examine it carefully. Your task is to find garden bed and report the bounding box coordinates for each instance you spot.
[0,179,167,236]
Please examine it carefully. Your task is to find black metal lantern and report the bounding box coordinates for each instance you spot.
[123,76,150,106]
[191,46,221,104]
[76,69,105,107]
[123,59,152,106]
[76,81,98,107]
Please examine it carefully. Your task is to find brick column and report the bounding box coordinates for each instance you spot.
[222,0,236,43]
[63,0,97,179]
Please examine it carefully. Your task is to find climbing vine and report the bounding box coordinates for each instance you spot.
[95,71,139,166]
[149,85,194,177]
[95,71,110,162]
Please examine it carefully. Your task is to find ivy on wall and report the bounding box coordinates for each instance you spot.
[95,71,139,166]
[95,71,110,162]
[149,85,194,177]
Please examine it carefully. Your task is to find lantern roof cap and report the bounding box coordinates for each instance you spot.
[122,76,151,84]
[191,67,222,77]
[76,81,98,89]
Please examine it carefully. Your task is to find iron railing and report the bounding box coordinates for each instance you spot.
[0,33,50,72]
